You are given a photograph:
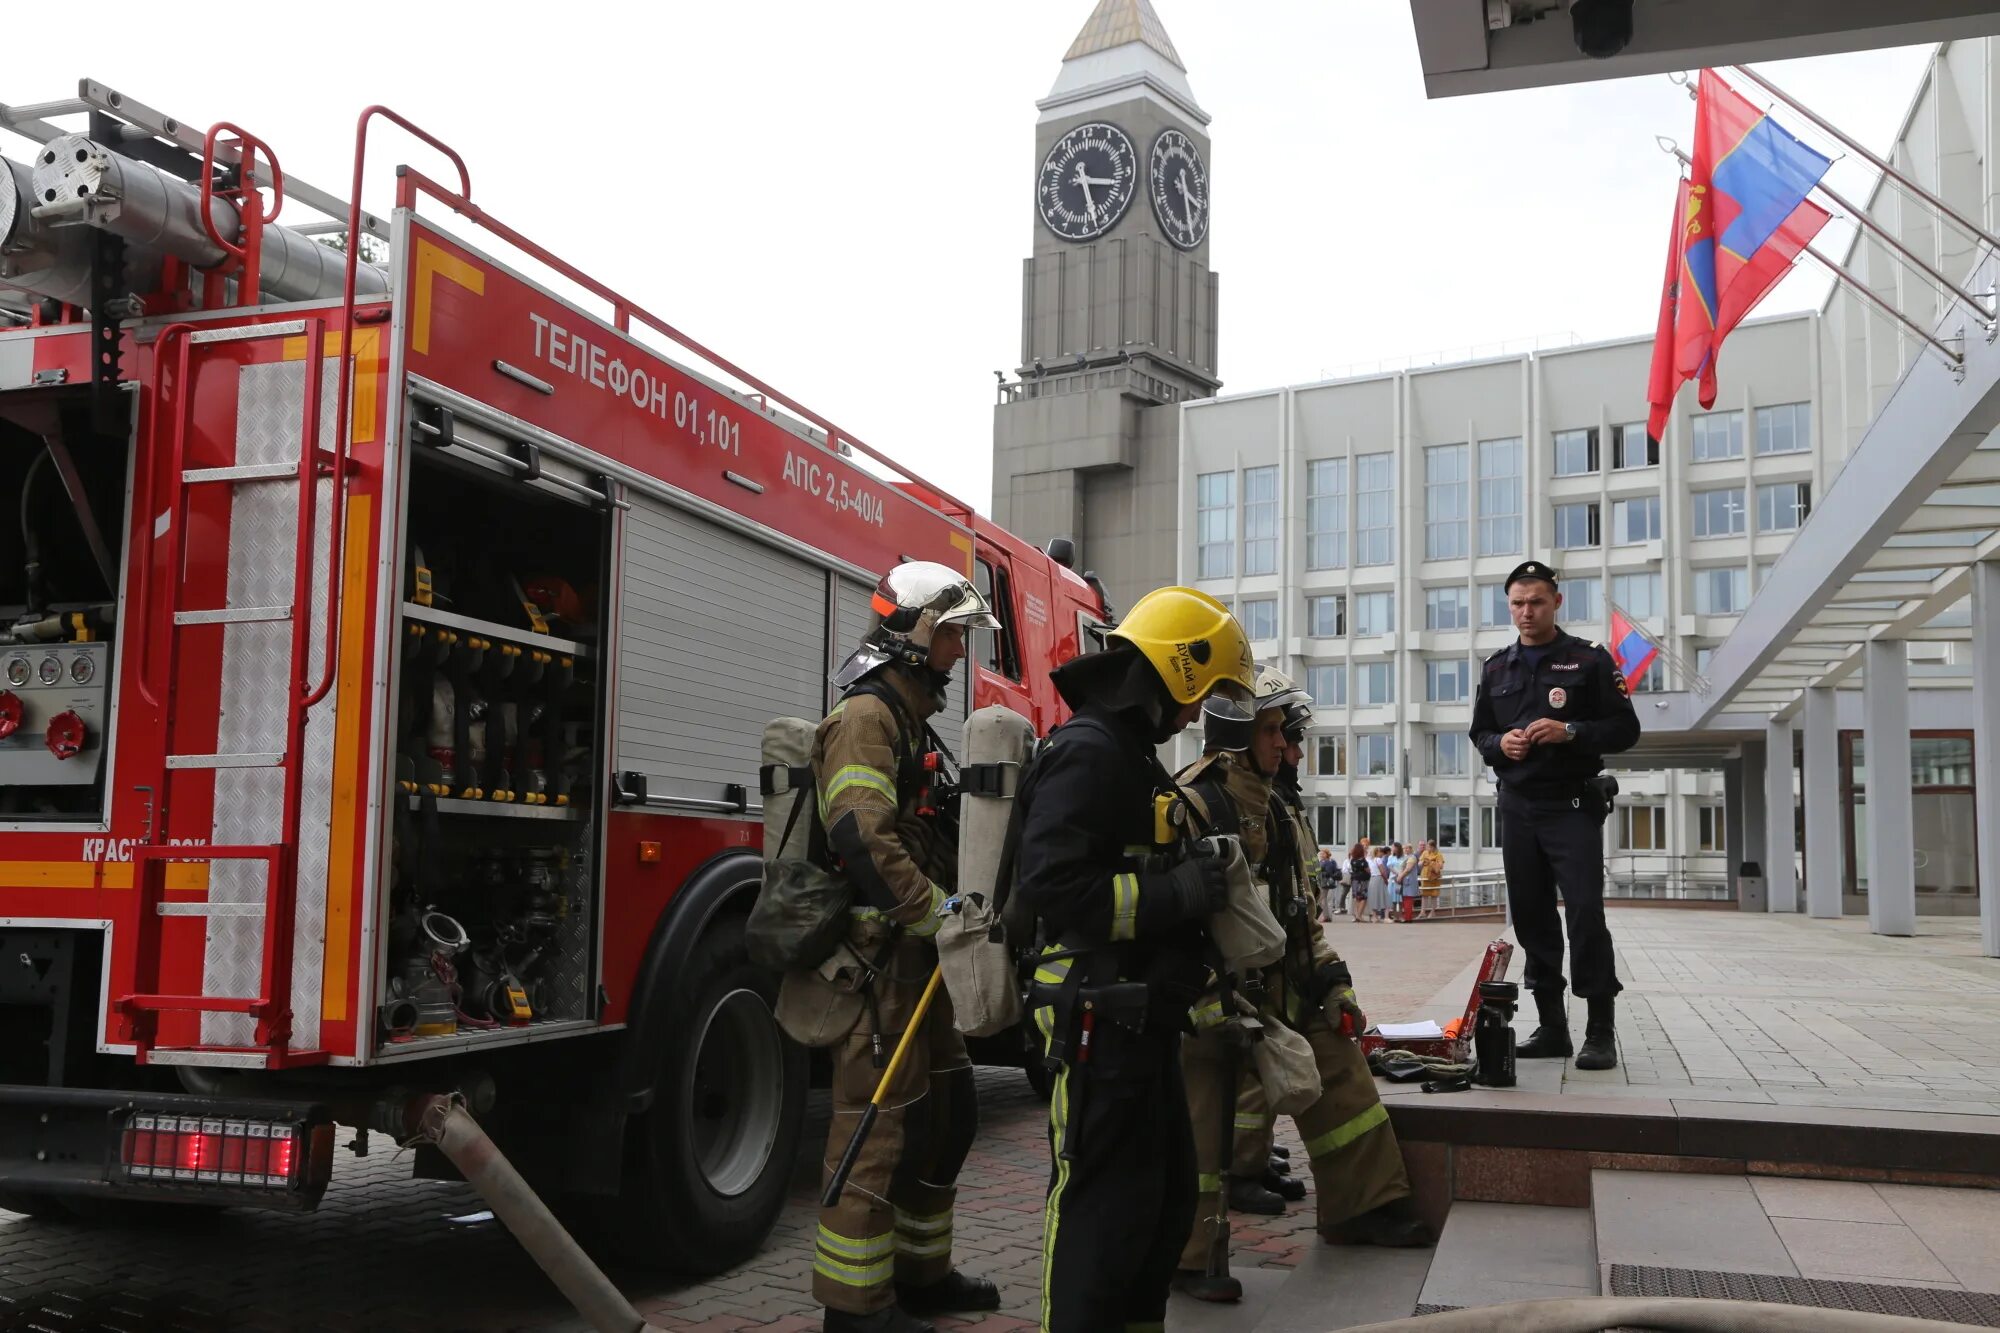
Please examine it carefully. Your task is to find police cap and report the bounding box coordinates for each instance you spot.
[1504,561,1559,592]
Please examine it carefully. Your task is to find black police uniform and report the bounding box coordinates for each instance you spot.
[1468,563,1640,1001]
[1015,699,1211,1333]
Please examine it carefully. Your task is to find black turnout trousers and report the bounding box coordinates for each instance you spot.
[1497,788,1622,999]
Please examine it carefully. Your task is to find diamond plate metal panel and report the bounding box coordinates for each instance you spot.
[544,827,593,1022]
[201,360,340,1050]
[1609,1264,2000,1325]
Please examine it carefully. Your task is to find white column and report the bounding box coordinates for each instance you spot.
[1972,560,2000,958]
[1765,718,1800,912]
[1803,686,1843,918]
[1863,639,1916,937]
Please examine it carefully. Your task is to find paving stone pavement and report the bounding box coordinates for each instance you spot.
[0,919,1486,1332]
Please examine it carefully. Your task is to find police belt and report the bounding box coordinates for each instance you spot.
[1500,774,1618,807]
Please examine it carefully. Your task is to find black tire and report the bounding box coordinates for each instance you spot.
[0,1188,65,1219]
[597,912,806,1274]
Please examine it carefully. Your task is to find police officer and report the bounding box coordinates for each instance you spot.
[1468,561,1640,1072]
[1016,587,1255,1333]
[813,562,1002,1333]
[1173,669,1430,1303]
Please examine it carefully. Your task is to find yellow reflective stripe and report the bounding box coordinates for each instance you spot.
[813,1252,895,1287]
[1197,1171,1223,1192]
[1190,1000,1226,1030]
[1043,1066,1073,1333]
[828,701,848,719]
[1303,1102,1390,1161]
[815,1225,894,1261]
[897,1235,953,1258]
[822,763,895,809]
[1233,1115,1265,1130]
[1110,871,1140,942]
[1034,950,1072,986]
[1034,1004,1055,1040]
[904,883,946,938]
[895,1209,952,1237]
[1122,843,1154,856]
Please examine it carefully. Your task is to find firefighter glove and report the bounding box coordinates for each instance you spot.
[1143,852,1230,924]
[1317,961,1365,1033]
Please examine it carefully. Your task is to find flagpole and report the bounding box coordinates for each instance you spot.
[1810,175,1996,322]
[1729,64,2000,259]
[1668,146,1966,368]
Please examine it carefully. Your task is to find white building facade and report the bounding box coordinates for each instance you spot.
[1177,313,1833,876]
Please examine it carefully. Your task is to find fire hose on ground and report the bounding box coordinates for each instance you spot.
[403,1094,664,1333]
[1346,1298,1986,1332]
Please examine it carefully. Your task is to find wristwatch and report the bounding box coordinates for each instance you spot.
[1563,722,1578,741]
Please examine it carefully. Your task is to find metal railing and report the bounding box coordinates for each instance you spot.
[1605,853,1733,902]
[995,362,1186,406]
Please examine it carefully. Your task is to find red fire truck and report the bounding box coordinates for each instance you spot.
[0,82,1109,1271]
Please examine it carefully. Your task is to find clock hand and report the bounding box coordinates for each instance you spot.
[1072,163,1099,220]
[1076,172,1120,188]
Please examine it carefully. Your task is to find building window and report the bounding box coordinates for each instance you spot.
[1355,452,1395,566]
[1479,582,1510,627]
[1428,805,1472,849]
[1425,657,1470,704]
[1756,402,1811,456]
[1611,572,1662,620]
[1553,428,1600,477]
[1353,591,1395,637]
[1315,805,1347,847]
[1307,663,1346,708]
[1697,804,1724,852]
[1563,576,1602,626]
[1312,734,1348,778]
[1241,597,1277,641]
[1631,659,1668,693]
[1306,458,1348,571]
[1757,481,1811,533]
[1429,731,1471,776]
[1612,495,1662,545]
[1307,595,1345,638]
[1554,501,1601,550]
[1426,585,1470,631]
[1693,487,1747,539]
[1424,444,1469,561]
[1478,437,1523,556]
[1357,661,1395,707]
[1755,561,1776,588]
[1614,423,1659,470]
[1691,410,1745,462]
[1356,733,1395,778]
[1619,804,1668,851]
[1197,471,1234,579]
[1358,804,1396,845]
[1480,805,1505,848]
[1243,465,1279,576]
[1693,567,1750,616]
[1695,646,1715,676]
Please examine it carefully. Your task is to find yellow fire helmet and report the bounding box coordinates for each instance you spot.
[1109,587,1255,706]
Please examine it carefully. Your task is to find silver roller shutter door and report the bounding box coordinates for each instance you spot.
[617,497,828,798]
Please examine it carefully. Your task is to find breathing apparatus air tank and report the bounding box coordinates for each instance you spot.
[943,705,1034,1038]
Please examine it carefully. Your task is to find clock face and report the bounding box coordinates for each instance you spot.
[1037,122,1138,242]
[1150,129,1209,250]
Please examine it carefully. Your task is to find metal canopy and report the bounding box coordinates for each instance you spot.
[1408,0,2000,98]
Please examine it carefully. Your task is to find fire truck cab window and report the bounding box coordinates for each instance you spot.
[1077,613,1109,655]
[973,558,1021,680]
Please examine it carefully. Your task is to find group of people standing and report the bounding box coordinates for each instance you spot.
[1317,841,1443,923]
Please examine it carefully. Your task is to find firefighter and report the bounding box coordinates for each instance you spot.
[1174,667,1431,1301]
[1468,561,1641,1072]
[1016,587,1255,1333]
[812,561,1002,1333]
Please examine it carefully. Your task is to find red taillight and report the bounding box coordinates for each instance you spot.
[122,1115,306,1188]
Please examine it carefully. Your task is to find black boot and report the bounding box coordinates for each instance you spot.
[1226,1174,1286,1215]
[1269,1146,1291,1162]
[1516,988,1573,1060]
[1321,1195,1435,1248]
[895,1270,1000,1315]
[1576,995,1618,1071]
[824,1307,935,1333]
[1263,1166,1307,1201]
[1172,1269,1244,1303]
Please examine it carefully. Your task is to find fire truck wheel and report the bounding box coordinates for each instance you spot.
[599,912,805,1273]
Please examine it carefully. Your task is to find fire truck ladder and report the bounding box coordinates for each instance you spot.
[120,307,351,1070]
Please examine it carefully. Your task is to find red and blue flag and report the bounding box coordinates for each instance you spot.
[1607,608,1659,696]
[1670,71,1833,412]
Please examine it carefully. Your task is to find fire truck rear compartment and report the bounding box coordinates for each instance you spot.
[0,386,124,819]
[380,444,607,1052]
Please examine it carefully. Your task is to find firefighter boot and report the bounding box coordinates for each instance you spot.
[1321,1195,1435,1248]
[1516,988,1573,1060]
[1227,1173,1286,1216]
[1576,996,1618,1071]
[1172,1269,1245,1303]
[1263,1166,1307,1201]
[823,1307,934,1333]
[896,1271,1000,1316]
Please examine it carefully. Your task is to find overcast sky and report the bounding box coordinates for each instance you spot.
[5,4,1935,512]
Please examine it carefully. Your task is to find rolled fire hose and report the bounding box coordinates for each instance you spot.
[412,1095,663,1333]
[1346,1297,1984,1332]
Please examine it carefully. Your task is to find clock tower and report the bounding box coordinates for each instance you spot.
[992,0,1219,619]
